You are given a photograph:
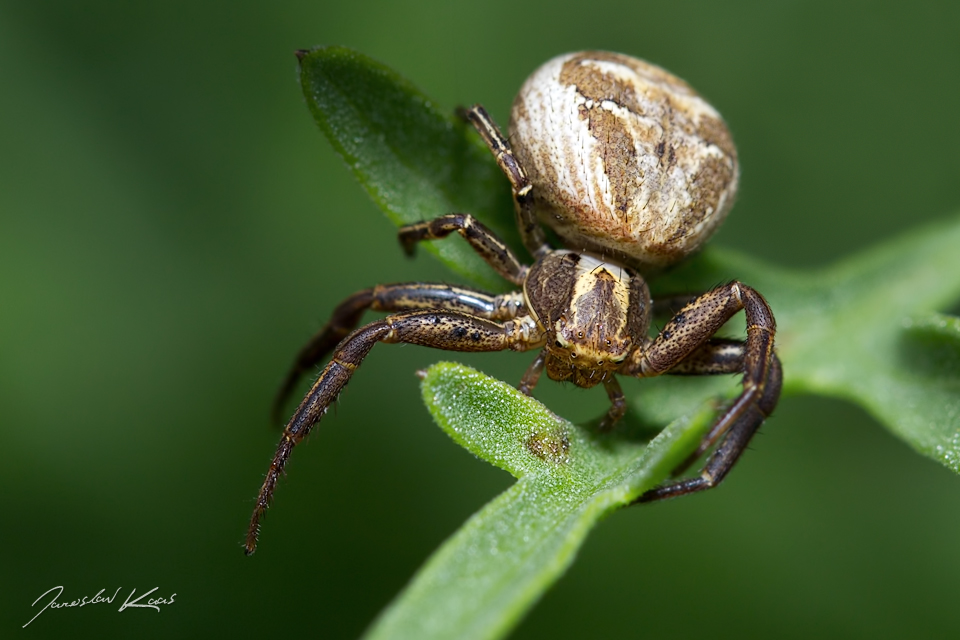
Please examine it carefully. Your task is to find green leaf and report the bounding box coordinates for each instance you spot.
[364,363,717,640]
[297,46,960,640]
[298,46,517,290]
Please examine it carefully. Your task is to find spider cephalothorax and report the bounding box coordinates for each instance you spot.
[526,251,646,390]
[245,51,781,555]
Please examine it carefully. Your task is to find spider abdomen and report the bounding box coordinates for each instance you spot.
[510,51,739,272]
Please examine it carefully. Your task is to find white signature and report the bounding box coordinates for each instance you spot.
[23,585,176,628]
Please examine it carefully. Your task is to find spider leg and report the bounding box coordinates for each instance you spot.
[598,377,626,431]
[271,283,526,425]
[665,337,745,376]
[518,350,546,395]
[633,355,782,502]
[464,104,551,259]
[660,339,749,474]
[247,309,541,555]
[399,212,528,285]
[620,282,780,501]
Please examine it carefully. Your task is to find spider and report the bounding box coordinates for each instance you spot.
[245,52,782,555]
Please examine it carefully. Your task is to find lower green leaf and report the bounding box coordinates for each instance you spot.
[363,363,715,640]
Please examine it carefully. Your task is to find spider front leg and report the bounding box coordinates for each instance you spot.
[463,105,551,259]
[271,282,526,425]
[274,214,530,424]
[621,282,782,502]
[247,308,542,555]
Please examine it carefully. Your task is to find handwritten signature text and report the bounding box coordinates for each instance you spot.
[24,585,176,628]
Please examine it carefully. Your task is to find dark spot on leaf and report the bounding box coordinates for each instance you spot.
[525,429,570,464]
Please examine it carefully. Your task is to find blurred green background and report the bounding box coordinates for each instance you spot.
[3,1,959,638]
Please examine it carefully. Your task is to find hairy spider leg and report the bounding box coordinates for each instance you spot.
[248,308,541,555]
[621,282,782,501]
[635,355,782,502]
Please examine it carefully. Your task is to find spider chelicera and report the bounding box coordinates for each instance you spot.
[244,100,782,556]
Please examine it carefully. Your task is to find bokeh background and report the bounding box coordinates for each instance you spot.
[3,1,960,638]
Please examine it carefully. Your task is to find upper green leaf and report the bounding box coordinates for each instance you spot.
[299,46,517,290]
